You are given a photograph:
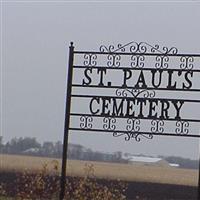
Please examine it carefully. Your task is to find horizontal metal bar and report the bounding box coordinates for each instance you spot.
[70,113,200,123]
[69,127,200,138]
[73,51,200,57]
[72,84,200,92]
[71,94,200,103]
[73,65,200,72]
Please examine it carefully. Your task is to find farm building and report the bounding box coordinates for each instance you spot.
[23,147,40,154]
[123,155,176,167]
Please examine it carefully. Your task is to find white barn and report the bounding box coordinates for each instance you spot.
[124,155,171,167]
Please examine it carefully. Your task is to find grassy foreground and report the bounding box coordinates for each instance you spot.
[0,156,127,200]
[1,154,199,200]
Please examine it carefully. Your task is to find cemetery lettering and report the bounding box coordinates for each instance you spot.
[83,68,193,121]
[82,68,193,90]
[89,97,184,120]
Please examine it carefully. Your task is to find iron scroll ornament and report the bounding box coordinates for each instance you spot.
[113,119,153,141]
[180,56,194,70]
[151,120,165,133]
[107,54,121,67]
[80,116,93,129]
[115,88,156,99]
[99,41,178,54]
[83,42,194,69]
[83,54,97,67]
[175,121,189,135]
[83,42,195,70]
[130,55,145,68]
[155,55,169,69]
[113,119,150,142]
[113,132,153,142]
[99,42,178,69]
[103,117,116,131]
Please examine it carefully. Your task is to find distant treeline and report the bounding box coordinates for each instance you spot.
[0,136,198,169]
[0,136,127,163]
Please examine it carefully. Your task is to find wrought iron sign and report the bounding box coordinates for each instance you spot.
[69,42,200,141]
[59,41,200,200]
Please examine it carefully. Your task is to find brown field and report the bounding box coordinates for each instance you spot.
[0,154,198,187]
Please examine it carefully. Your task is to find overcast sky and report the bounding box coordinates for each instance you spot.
[1,1,200,159]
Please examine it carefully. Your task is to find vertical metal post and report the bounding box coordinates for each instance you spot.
[198,142,200,200]
[59,42,74,200]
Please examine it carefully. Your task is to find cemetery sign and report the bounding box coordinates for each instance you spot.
[59,42,200,200]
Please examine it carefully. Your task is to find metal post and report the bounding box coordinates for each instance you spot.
[59,42,74,200]
[198,141,200,200]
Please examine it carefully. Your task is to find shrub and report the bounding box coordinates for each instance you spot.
[1,161,127,200]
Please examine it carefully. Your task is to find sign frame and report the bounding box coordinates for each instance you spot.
[59,42,200,200]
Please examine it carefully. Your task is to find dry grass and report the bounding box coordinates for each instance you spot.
[0,157,127,200]
[0,154,198,186]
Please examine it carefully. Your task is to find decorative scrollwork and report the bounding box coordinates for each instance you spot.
[130,42,178,55]
[99,41,178,55]
[151,120,165,133]
[155,56,169,69]
[129,42,148,54]
[126,118,140,132]
[107,54,121,67]
[135,133,153,141]
[116,88,155,98]
[113,132,153,142]
[103,117,116,130]
[175,121,189,134]
[113,132,132,141]
[80,116,93,129]
[161,46,178,55]
[112,117,153,142]
[130,55,145,68]
[100,44,125,53]
[143,90,156,98]
[180,56,194,70]
[83,53,97,66]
